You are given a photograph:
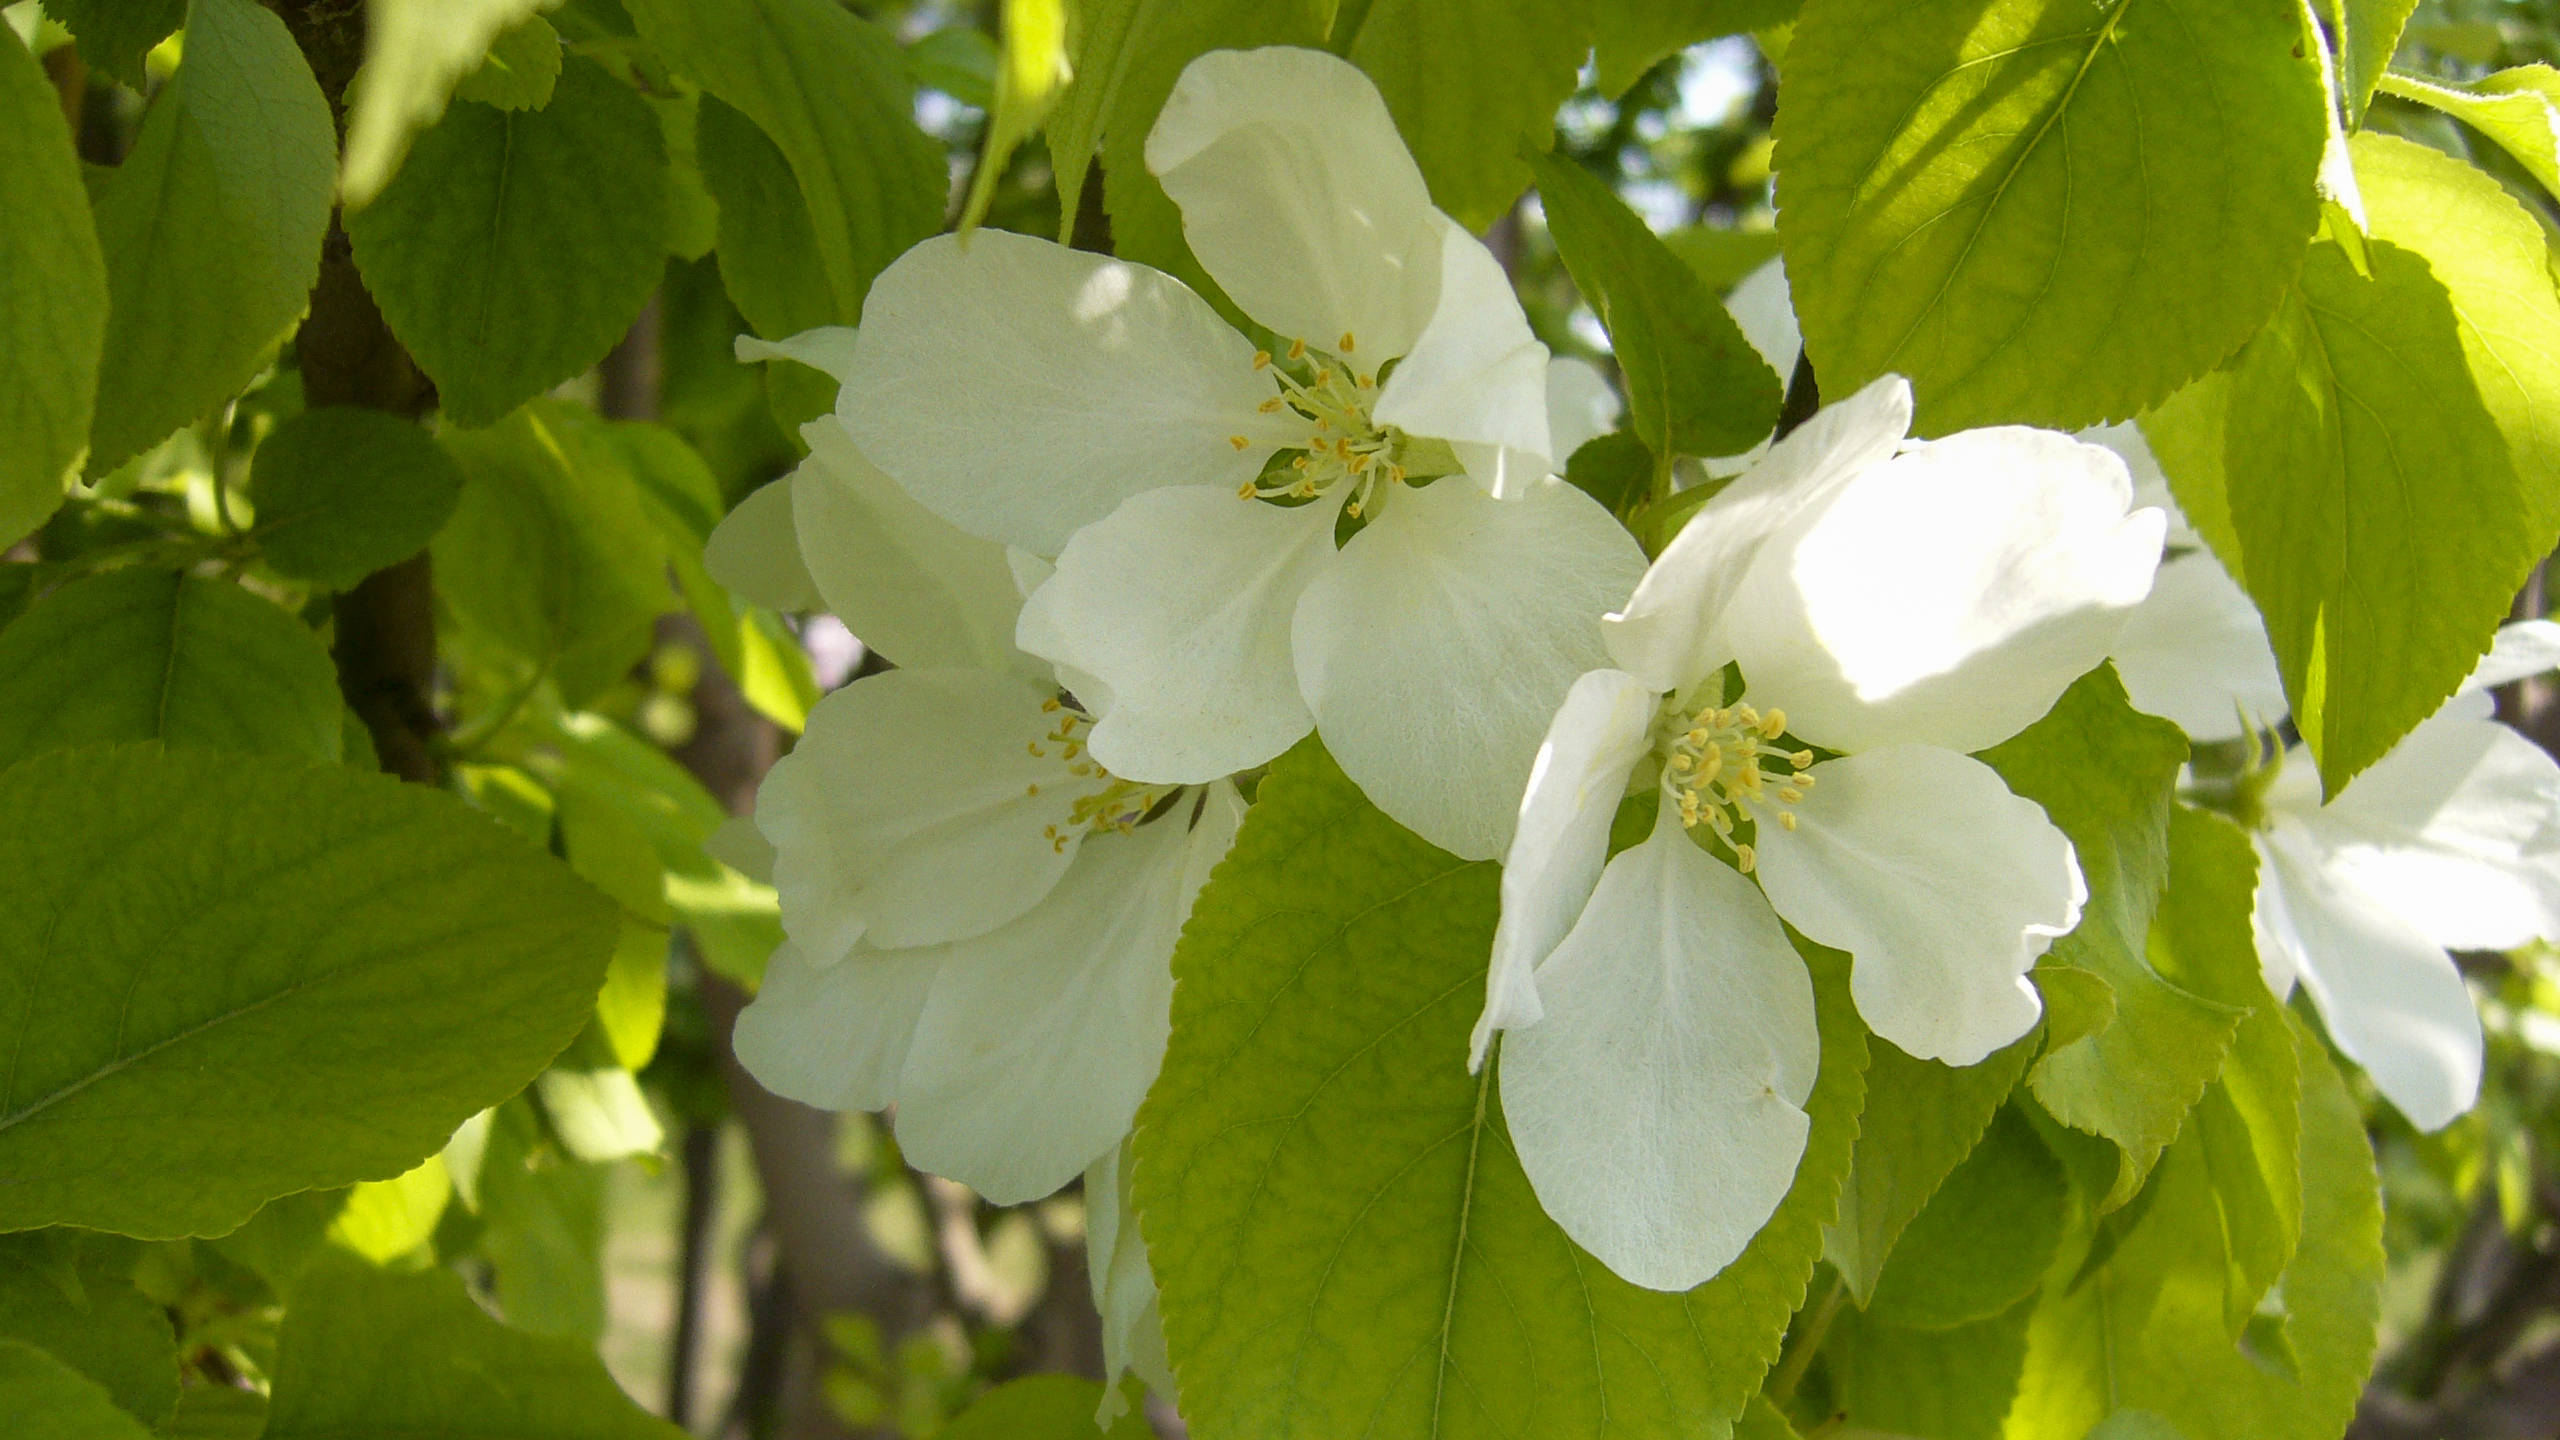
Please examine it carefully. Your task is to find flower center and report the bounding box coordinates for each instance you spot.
[1231,333,1412,520]
[1661,699,1815,873]
[1027,698,1183,852]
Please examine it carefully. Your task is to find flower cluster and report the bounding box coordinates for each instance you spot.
[699,45,2555,1348]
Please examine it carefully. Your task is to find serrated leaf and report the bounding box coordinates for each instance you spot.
[349,59,668,428]
[0,27,106,548]
[695,94,835,340]
[2379,65,2560,204]
[248,407,464,590]
[341,0,556,205]
[1864,1107,2066,1330]
[86,0,333,475]
[1775,0,2326,434]
[1345,0,1595,230]
[1831,1296,2034,1440]
[266,1256,683,1440]
[1594,0,1800,98]
[1825,1033,2037,1306]
[2195,135,2560,793]
[1044,0,1144,240]
[1137,739,1870,1440]
[2330,0,2420,124]
[0,570,341,771]
[1981,668,2240,1208]
[0,1339,156,1440]
[0,1235,178,1427]
[0,746,618,1238]
[1529,149,1782,461]
[2004,1021,2380,1440]
[624,0,942,324]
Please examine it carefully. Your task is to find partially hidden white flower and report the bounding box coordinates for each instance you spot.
[1476,375,2164,1291]
[2238,625,2560,1132]
[1085,1139,1176,1416]
[836,46,1646,862]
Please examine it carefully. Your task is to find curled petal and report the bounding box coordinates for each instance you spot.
[1371,216,1554,481]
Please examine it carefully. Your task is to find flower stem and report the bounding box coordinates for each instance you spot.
[1766,1270,1848,1406]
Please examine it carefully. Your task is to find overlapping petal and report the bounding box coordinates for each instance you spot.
[1498,816,1818,1292]
[1719,426,2162,755]
[730,941,936,1113]
[1471,667,1659,1067]
[840,230,1295,555]
[2111,550,2285,742]
[1752,745,2073,1064]
[1370,216,1554,489]
[1545,356,1622,462]
[703,472,821,614]
[1295,476,1646,860]
[1019,486,1337,784]
[1085,1140,1177,1406]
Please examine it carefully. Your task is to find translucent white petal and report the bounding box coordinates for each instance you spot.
[1724,257,1799,374]
[2301,690,2560,950]
[1471,667,1659,1069]
[1604,375,1912,695]
[840,231,1294,555]
[2079,420,2198,546]
[2257,824,2484,1132]
[1545,356,1623,462]
[2463,618,2560,693]
[2110,550,2284,742]
[704,475,822,613]
[1296,476,1646,860]
[1722,425,2164,754]
[1752,745,2070,1064]
[735,326,861,385]
[1085,1140,1178,1404]
[731,941,935,1112]
[1146,46,1443,357]
[1499,816,1817,1292]
[756,669,1083,961]
[895,785,1245,1202]
[791,418,1033,677]
[1018,486,1337,784]
[1371,216,1554,471]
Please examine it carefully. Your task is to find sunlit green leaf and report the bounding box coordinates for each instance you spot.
[1594,0,1798,98]
[1346,0,1595,229]
[1825,1032,2037,1306]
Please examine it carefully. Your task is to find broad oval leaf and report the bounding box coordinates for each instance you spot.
[1346,0,1594,229]
[0,746,618,1238]
[347,58,670,428]
[1775,0,2327,434]
[250,407,465,590]
[341,0,555,205]
[1136,740,1870,1440]
[0,1339,156,1440]
[0,27,107,548]
[0,569,342,772]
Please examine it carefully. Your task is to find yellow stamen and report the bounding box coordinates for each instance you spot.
[1252,349,1271,370]
[1229,435,1250,451]
[1288,337,1308,360]
[1338,331,1356,353]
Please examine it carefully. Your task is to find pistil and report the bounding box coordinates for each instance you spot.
[1663,700,1815,872]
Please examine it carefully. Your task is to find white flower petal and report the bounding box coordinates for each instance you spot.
[840,231,1293,555]
[2110,550,2284,742]
[2464,618,2560,693]
[1019,486,1337,784]
[1604,376,1912,694]
[757,669,1083,961]
[704,475,822,613]
[1752,745,2069,1064]
[1085,1140,1178,1404]
[894,786,1244,1202]
[2256,825,2484,1131]
[2303,690,2560,950]
[1295,476,1646,860]
[1499,817,1817,1292]
[731,941,935,1112]
[1724,257,1800,375]
[1722,425,2164,755]
[735,326,861,385]
[1371,216,1554,473]
[1545,356,1623,462]
[2079,420,2198,546]
[792,419,1033,676]
[1471,667,1660,1069]
[1146,46,1444,357]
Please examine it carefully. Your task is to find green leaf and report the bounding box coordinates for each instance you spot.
[341,0,556,205]
[451,14,561,111]
[0,1339,157,1440]
[1345,0,1595,230]
[941,1374,1151,1440]
[2330,0,2420,124]
[1044,0,1143,240]
[1662,226,1786,295]
[158,1385,267,1440]
[0,1234,179,1427]
[2380,65,2560,201]
[86,0,334,476]
[0,27,106,548]
[1528,149,1782,460]
[1775,0,2326,433]
[1981,667,2240,1207]
[958,0,1071,233]
[1563,430,1654,516]
[624,0,943,324]
[2150,806,2297,1335]
[2199,134,2560,793]
[434,404,673,706]
[1137,739,1870,1440]
[559,787,671,1071]
[1863,1107,2066,1329]
[1733,1395,1804,1440]
[2006,1021,2381,1440]
[0,569,342,771]
[248,407,464,590]
[1829,1297,2033,1440]
[695,94,836,340]
[266,1255,684,1440]
[1594,0,1800,98]
[1824,1033,2036,1306]
[0,745,618,1238]
[326,1155,451,1264]
[43,0,184,86]
[477,1099,609,1341]
[349,59,668,428]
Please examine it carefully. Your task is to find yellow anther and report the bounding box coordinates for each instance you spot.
[1258,397,1285,413]
[1062,741,1083,759]
[1359,373,1377,390]
[1387,464,1405,484]
[1026,783,1040,797]
[1253,349,1271,370]
[1778,812,1798,831]
[1229,435,1250,451]
[1792,750,1814,768]
[1288,337,1308,360]
[1028,741,1046,757]
[1760,708,1788,739]
[1041,697,1061,712]
[1736,843,1757,873]
[1346,500,1363,519]
[1338,331,1356,353]
[1239,481,1258,499]
[1779,787,1804,804]
[1669,753,1693,772]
